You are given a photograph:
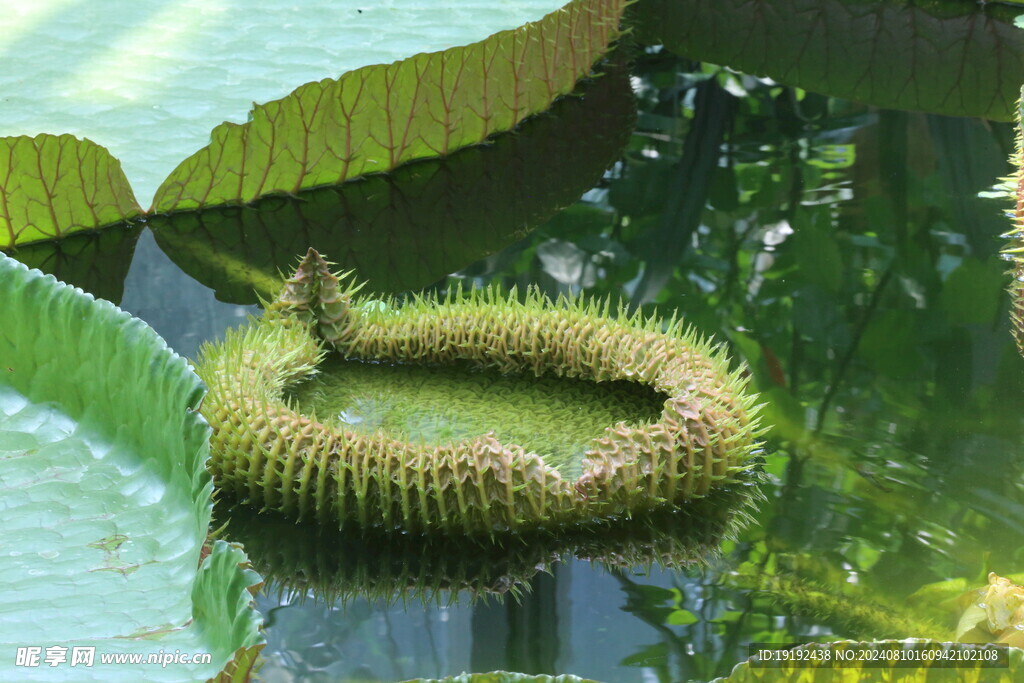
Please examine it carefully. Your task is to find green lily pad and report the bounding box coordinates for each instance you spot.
[0,134,142,250]
[1,0,627,253]
[0,253,263,681]
[0,1,598,207]
[149,53,636,301]
[152,0,628,213]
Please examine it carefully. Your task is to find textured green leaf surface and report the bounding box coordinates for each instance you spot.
[631,0,1024,120]
[152,0,627,213]
[0,254,262,681]
[150,55,635,301]
[0,1,579,206]
[0,134,142,249]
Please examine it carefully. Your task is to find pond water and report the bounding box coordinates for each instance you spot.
[5,11,1024,683]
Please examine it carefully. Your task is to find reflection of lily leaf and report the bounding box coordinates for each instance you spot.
[620,642,668,667]
[0,134,142,249]
[631,0,1024,120]
[150,57,636,301]
[0,254,263,681]
[7,223,143,304]
[219,503,558,604]
[221,480,761,604]
[728,566,947,641]
[152,0,628,213]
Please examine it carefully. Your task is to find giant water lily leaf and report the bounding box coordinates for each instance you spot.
[630,0,1024,121]
[0,254,263,681]
[151,0,628,213]
[0,1,607,207]
[1,0,626,257]
[0,134,142,249]
[149,54,636,301]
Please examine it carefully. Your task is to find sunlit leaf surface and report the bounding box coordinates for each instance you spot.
[0,134,141,249]
[152,0,626,212]
[149,56,636,300]
[0,254,262,681]
[0,1,579,206]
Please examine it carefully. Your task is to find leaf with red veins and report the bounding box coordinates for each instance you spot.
[0,134,142,250]
[151,0,628,214]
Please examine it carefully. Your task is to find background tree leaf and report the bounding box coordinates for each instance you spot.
[0,134,141,250]
[630,0,1024,120]
[151,0,628,213]
[0,254,263,681]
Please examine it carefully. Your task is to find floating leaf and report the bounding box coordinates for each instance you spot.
[1004,88,1024,358]
[0,254,263,681]
[0,134,142,249]
[150,55,636,301]
[197,251,764,536]
[631,0,1024,120]
[152,0,629,213]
